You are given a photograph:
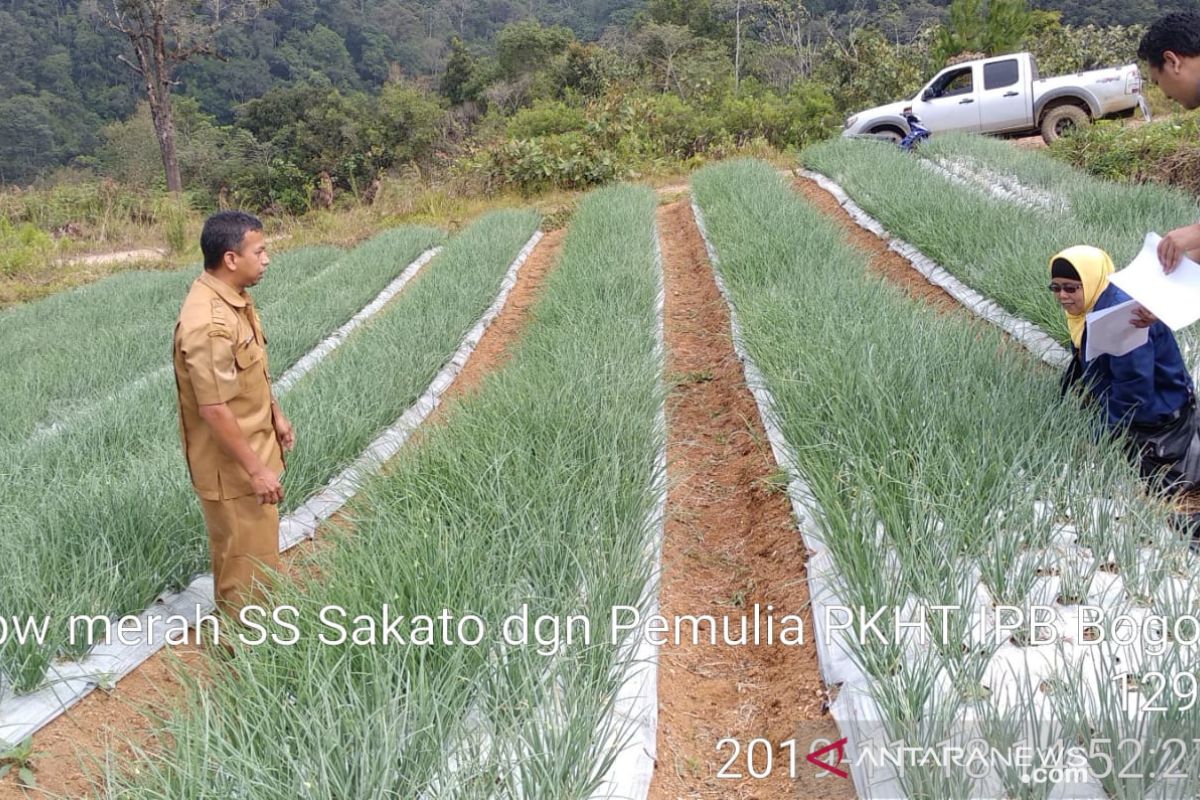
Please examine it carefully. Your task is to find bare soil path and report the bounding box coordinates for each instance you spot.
[648,200,854,800]
[792,177,964,316]
[790,174,1055,374]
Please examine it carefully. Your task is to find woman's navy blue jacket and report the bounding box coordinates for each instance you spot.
[1066,283,1194,429]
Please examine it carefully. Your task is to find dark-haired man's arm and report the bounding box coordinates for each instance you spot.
[1157,223,1200,274]
[1132,229,1200,327]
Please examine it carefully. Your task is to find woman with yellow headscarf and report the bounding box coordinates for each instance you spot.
[1054,245,1200,494]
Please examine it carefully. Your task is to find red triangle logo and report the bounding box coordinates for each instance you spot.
[807,737,849,779]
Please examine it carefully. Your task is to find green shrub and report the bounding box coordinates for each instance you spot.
[159,198,191,255]
[506,101,588,139]
[462,81,838,193]
[640,93,726,157]
[90,104,163,189]
[556,41,619,98]
[466,133,622,194]
[717,81,838,150]
[227,157,313,215]
[0,218,54,276]
[1048,114,1200,192]
[1026,21,1145,77]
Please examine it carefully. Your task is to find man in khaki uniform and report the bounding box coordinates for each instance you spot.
[173,211,295,619]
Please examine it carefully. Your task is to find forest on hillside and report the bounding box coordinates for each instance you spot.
[0,0,1171,198]
[809,0,1198,28]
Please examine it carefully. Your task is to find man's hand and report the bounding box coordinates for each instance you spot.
[1132,305,1158,328]
[198,402,287,503]
[251,467,284,505]
[273,406,295,452]
[1157,223,1200,273]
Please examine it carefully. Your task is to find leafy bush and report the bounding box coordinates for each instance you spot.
[227,157,313,216]
[933,0,1038,65]
[465,134,621,194]
[506,101,588,139]
[496,19,574,81]
[716,80,838,150]
[0,218,54,276]
[637,93,728,158]
[90,97,258,200]
[1048,114,1200,192]
[816,27,936,115]
[1025,20,1145,77]
[235,80,445,202]
[374,81,445,166]
[556,41,618,99]
[159,198,191,255]
[89,104,162,188]
[464,80,837,193]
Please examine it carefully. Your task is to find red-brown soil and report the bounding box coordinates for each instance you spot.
[648,200,855,800]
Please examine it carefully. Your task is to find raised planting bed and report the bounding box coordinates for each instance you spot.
[0,215,533,696]
[802,132,1200,375]
[693,158,1200,799]
[0,244,343,451]
[102,185,666,799]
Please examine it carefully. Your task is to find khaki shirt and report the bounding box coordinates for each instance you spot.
[173,272,283,501]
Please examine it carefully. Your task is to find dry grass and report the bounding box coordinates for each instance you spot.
[0,146,804,310]
[0,177,554,308]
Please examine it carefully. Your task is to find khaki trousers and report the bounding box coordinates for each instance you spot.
[199,494,281,618]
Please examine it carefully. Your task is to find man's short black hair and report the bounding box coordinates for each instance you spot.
[1138,13,1200,70]
[201,211,263,271]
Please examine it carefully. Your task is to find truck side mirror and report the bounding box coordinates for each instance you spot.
[921,88,934,102]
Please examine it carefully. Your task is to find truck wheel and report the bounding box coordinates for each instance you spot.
[868,127,904,144]
[1040,105,1089,144]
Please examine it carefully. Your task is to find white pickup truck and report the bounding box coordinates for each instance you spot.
[842,52,1146,145]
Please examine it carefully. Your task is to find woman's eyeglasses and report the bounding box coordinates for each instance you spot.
[1048,283,1081,294]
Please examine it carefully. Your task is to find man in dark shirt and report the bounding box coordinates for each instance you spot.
[1138,13,1200,272]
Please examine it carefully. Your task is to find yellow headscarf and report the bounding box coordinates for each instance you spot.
[1050,245,1114,349]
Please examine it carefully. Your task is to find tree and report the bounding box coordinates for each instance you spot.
[102,0,269,193]
[0,96,57,184]
[560,41,612,97]
[495,19,574,80]
[646,0,728,39]
[0,11,39,97]
[815,26,933,113]
[934,0,1037,64]
[441,36,477,104]
[373,80,445,165]
[274,24,361,88]
[637,23,695,92]
[733,0,743,92]
[441,0,471,36]
[70,12,142,121]
[727,0,823,88]
[353,28,397,85]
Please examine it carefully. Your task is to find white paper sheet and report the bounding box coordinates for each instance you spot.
[1084,299,1148,361]
[1109,232,1200,331]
